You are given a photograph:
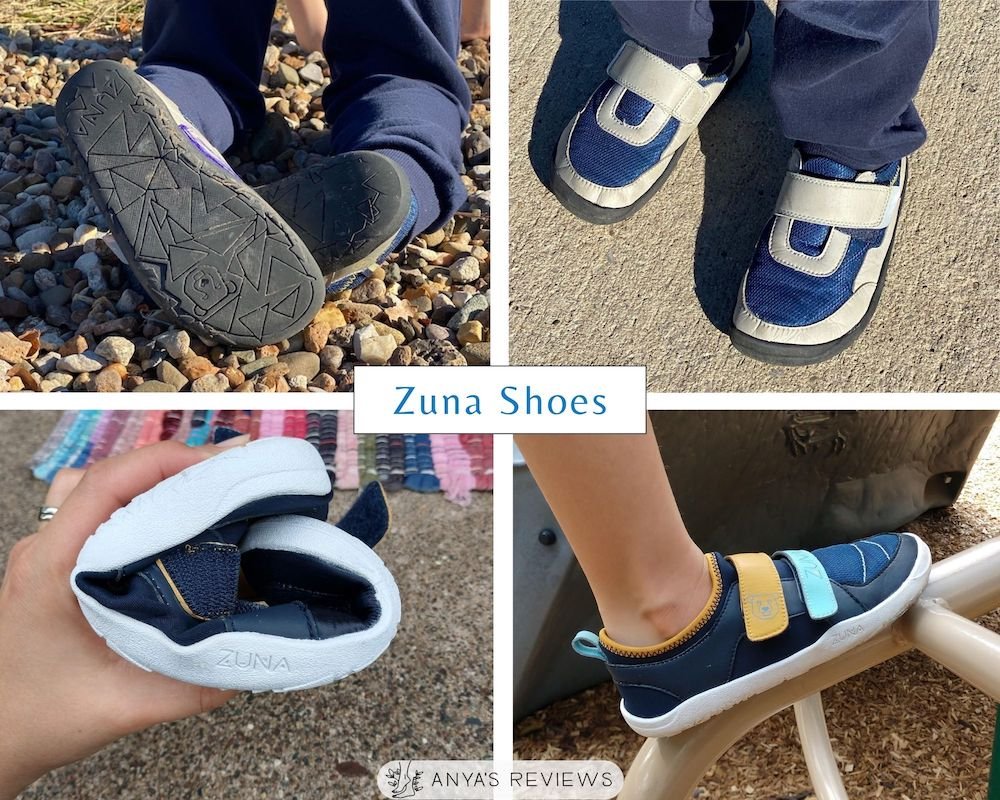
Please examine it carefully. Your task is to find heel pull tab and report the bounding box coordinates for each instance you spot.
[572,631,607,662]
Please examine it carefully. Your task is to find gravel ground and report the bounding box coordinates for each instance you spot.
[0,16,490,392]
[515,423,1000,800]
[0,411,493,798]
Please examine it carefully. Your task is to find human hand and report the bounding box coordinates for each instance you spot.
[0,438,249,799]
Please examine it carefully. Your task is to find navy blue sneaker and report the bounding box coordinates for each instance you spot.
[731,151,907,365]
[551,35,751,224]
[573,533,930,737]
[56,61,326,347]
[70,438,401,692]
[257,151,417,293]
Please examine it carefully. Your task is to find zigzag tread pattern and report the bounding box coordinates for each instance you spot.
[258,153,409,272]
[56,61,324,347]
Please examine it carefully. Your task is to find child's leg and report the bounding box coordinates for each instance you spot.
[320,0,471,236]
[138,0,278,152]
[516,419,711,648]
[611,0,754,70]
[770,0,939,170]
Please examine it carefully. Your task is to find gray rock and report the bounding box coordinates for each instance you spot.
[447,293,489,330]
[276,61,300,86]
[133,379,178,392]
[318,345,344,373]
[156,360,189,391]
[243,356,278,377]
[191,373,229,392]
[14,224,56,251]
[40,285,71,307]
[299,62,324,84]
[278,351,320,381]
[94,335,135,364]
[449,255,481,283]
[57,351,107,373]
[6,199,43,228]
[0,230,12,249]
[157,329,191,359]
[32,149,56,175]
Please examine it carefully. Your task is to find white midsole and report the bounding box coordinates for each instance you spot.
[621,534,931,738]
[74,515,401,691]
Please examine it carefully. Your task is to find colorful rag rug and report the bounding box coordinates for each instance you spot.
[30,411,492,506]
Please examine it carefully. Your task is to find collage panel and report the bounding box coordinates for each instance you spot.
[509,0,999,390]
[514,411,1000,799]
[0,410,492,798]
[0,0,490,394]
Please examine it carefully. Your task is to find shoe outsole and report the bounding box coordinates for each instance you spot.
[256,151,410,283]
[550,35,751,225]
[56,60,325,347]
[622,534,931,738]
[730,163,909,366]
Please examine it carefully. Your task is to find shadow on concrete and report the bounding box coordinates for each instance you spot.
[527,1,624,188]
[692,4,788,332]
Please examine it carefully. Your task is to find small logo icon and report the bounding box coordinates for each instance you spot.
[384,761,423,798]
[215,649,290,672]
[185,265,231,310]
[748,593,782,620]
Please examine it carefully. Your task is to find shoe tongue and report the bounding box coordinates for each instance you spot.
[160,542,241,619]
[800,155,860,182]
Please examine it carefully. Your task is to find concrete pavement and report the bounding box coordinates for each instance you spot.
[509,0,1000,391]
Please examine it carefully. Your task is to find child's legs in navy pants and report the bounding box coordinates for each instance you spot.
[610,0,939,169]
[138,0,470,235]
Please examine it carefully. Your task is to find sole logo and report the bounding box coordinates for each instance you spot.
[216,649,291,672]
[831,624,864,644]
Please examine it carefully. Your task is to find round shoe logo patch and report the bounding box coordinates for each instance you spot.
[748,592,782,620]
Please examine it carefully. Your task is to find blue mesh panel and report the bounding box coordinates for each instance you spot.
[813,534,900,586]
[568,81,679,188]
[745,220,885,326]
[615,90,653,125]
[160,542,240,618]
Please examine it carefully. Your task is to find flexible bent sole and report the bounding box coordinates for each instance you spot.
[731,167,908,366]
[551,36,751,225]
[56,61,325,347]
[257,151,411,283]
[75,515,401,691]
[622,535,931,737]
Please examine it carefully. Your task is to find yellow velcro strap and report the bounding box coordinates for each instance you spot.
[726,552,789,642]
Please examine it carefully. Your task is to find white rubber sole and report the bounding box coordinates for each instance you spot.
[74,515,400,691]
[72,437,330,575]
[621,534,931,738]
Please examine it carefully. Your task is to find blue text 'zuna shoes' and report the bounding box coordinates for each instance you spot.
[731,151,907,365]
[70,438,401,692]
[56,61,326,347]
[551,35,750,224]
[573,532,930,737]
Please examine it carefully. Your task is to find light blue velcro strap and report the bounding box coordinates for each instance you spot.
[572,631,607,662]
[775,550,838,620]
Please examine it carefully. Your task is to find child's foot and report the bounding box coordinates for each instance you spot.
[56,61,326,347]
[256,151,416,289]
[731,151,907,365]
[573,532,930,737]
[551,35,751,224]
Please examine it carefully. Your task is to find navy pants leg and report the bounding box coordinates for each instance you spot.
[611,0,939,169]
[138,0,469,235]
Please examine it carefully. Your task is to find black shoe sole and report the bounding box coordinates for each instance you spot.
[549,35,751,225]
[730,168,908,367]
[56,60,325,347]
[256,151,411,283]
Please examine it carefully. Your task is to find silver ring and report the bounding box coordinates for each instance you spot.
[38,506,58,521]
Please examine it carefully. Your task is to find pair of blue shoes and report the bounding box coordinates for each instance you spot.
[573,532,930,737]
[553,35,907,366]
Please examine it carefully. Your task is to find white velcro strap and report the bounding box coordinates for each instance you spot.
[607,41,712,125]
[774,171,902,229]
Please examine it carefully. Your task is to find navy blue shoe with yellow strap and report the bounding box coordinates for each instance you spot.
[573,532,930,737]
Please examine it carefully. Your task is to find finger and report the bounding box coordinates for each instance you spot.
[43,468,85,509]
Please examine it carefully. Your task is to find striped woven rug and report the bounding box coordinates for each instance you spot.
[30,411,492,506]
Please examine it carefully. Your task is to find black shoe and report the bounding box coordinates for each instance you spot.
[56,60,325,347]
